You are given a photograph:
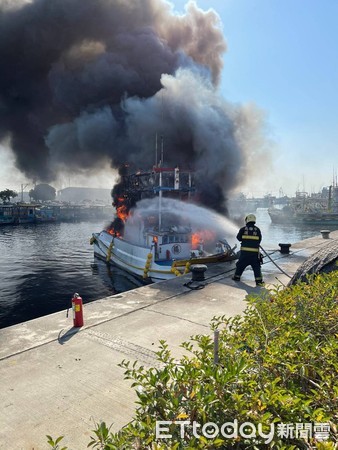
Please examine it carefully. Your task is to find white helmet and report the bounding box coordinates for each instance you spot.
[245,214,256,224]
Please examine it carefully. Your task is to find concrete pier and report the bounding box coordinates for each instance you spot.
[1,231,337,450]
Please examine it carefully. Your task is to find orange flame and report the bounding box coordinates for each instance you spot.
[106,196,130,237]
[116,197,129,222]
[107,228,118,237]
[191,230,217,249]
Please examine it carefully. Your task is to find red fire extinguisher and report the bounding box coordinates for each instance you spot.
[71,292,84,327]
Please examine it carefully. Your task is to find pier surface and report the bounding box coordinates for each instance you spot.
[1,231,337,449]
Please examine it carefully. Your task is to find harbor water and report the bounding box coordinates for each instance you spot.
[0,219,143,329]
[0,209,336,329]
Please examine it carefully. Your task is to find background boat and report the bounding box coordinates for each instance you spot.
[268,185,338,225]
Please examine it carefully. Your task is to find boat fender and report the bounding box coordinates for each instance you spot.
[170,264,181,277]
[184,262,191,274]
[171,268,181,277]
[89,236,96,245]
[166,250,171,260]
[143,253,153,279]
[106,240,114,262]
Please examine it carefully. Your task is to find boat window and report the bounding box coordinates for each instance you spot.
[174,236,179,243]
[169,235,174,243]
[162,236,168,244]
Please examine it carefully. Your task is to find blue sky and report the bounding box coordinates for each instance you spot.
[172,0,338,196]
[1,0,337,197]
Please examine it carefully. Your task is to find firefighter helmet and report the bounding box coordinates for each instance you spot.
[245,214,256,224]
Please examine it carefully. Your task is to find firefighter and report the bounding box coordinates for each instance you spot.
[232,214,264,286]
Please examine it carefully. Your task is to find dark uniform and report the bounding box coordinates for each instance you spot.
[233,220,264,285]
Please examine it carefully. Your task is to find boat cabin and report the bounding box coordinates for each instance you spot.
[0,204,38,224]
[145,227,193,261]
[0,205,15,225]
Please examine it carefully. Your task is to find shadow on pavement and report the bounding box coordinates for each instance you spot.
[58,326,81,345]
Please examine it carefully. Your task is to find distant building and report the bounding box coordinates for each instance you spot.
[56,187,112,204]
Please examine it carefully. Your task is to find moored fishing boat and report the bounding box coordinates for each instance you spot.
[268,185,338,225]
[0,205,15,225]
[91,166,237,282]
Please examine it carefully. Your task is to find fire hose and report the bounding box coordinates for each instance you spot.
[259,245,292,279]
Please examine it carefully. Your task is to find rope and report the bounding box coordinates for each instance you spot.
[259,245,292,279]
[183,280,206,290]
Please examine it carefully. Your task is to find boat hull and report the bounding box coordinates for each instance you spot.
[92,231,175,281]
[297,212,338,225]
[91,231,236,282]
[268,208,338,225]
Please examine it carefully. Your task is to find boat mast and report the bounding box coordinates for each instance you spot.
[159,169,162,231]
[155,133,158,168]
[160,135,164,166]
[328,185,332,211]
[158,135,164,231]
[158,90,165,231]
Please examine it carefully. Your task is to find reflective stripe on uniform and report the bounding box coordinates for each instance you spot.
[242,235,260,240]
[240,247,259,252]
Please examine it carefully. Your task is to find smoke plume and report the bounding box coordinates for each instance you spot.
[0,0,268,211]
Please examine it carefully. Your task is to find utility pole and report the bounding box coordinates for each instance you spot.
[21,184,29,202]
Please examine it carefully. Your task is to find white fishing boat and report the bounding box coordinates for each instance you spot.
[91,166,237,282]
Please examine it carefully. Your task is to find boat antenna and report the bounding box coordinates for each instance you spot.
[160,134,164,167]
[155,133,158,167]
[159,168,162,231]
[160,90,164,166]
[158,91,164,231]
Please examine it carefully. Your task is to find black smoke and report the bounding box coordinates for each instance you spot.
[0,0,268,212]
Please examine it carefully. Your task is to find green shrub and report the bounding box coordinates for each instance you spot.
[48,272,338,449]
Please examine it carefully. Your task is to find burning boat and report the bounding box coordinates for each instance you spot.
[90,166,237,282]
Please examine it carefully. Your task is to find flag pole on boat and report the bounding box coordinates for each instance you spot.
[158,135,164,231]
[159,162,162,232]
[155,133,158,168]
[158,90,164,231]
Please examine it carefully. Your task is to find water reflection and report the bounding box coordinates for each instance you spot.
[0,220,140,329]
[91,258,144,293]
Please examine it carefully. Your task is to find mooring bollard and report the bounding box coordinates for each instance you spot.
[278,243,291,254]
[190,264,207,282]
[214,329,220,365]
[320,230,330,239]
[183,264,207,290]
